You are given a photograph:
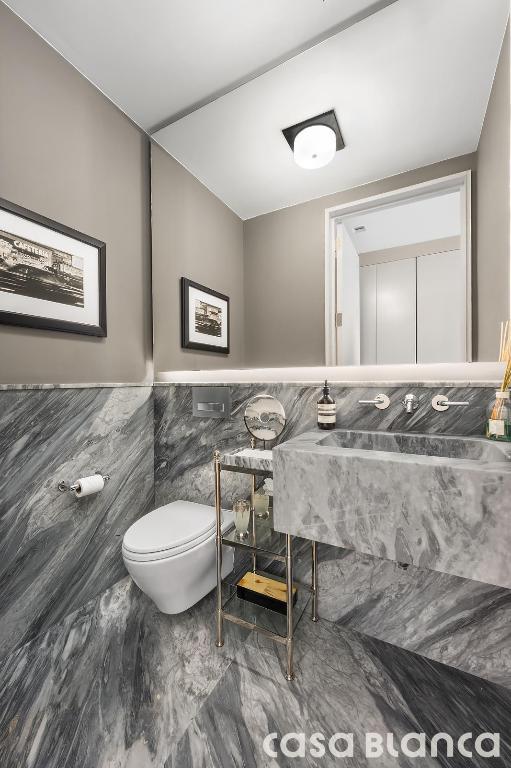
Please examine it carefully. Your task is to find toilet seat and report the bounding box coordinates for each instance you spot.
[122,500,233,563]
[122,499,235,614]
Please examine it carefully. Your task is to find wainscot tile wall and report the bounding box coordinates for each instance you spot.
[154,382,511,689]
[1,380,510,767]
[154,382,496,507]
[0,386,154,661]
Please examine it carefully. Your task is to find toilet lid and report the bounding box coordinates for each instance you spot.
[123,500,219,555]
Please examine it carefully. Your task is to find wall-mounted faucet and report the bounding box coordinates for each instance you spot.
[402,393,419,414]
[431,395,470,412]
[358,393,390,410]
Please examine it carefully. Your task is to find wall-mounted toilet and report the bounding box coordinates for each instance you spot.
[122,500,234,614]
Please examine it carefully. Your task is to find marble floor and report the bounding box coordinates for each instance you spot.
[1,577,510,768]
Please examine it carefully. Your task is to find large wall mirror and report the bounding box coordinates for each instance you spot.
[325,173,471,366]
[150,0,510,373]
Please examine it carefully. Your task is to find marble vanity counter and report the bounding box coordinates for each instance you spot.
[273,429,511,589]
[220,448,273,473]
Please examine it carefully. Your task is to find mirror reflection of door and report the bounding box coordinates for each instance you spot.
[360,257,416,365]
[333,180,468,365]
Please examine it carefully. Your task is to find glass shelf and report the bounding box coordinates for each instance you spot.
[215,455,317,679]
[221,569,311,639]
[222,514,287,562]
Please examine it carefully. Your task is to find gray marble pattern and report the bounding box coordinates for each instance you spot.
[154,382,511,688]
[221,447,273,473]
[168,612,511,768]
[294,544,511,689]
[0,377,507,752]
[273,427,511,588]
[2,379,511,766]
[2,574,510,768]
[0,386,154,660]
[0,578,246,768]
[154,383,496,509]
[0,382,152,390]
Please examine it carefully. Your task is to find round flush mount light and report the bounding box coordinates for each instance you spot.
[293,124,336,170]
[282,110,344,171]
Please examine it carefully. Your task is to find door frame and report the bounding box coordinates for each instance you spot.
[324,171,472,365]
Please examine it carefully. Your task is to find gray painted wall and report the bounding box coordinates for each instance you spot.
[2,2,507,380]
[243,154,479,368]
[151,143,245,373]
[476,23,510,362]
[0,4,152,385]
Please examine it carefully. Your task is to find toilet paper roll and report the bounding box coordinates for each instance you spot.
[74,474,105,498]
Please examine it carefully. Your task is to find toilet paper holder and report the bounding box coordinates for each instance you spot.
[58,471,110,493]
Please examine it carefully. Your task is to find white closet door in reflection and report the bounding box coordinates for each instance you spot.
[360,264,377,364]
[376,258,416,364]
[417,249,465,363]
[360,258,416,364]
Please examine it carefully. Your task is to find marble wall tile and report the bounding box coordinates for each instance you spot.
[154,382,510,689]
[0,577,247,768]
[258,537,511,690]
[2,377,507,766]
[293,544,511,690]
[0,386,154,660]
[154,383,495,508]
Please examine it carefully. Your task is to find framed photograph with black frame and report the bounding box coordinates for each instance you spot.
[0,197,106,337]
[181,277,230,354]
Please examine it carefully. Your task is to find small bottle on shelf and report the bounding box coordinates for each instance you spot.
[317,380,336,431]
[486,390,511,441]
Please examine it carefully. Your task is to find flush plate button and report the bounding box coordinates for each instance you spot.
[192,386,231,419]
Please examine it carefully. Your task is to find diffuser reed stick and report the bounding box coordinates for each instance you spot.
[498,320,511,391]
[490,320,511,424]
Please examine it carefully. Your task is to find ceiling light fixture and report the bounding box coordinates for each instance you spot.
[282,110,344,171]
[293,125,336,169]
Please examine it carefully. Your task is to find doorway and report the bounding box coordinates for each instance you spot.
[324,172,471,366]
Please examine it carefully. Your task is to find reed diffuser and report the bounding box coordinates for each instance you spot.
[486,320,511,441]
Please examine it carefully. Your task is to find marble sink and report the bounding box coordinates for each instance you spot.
[273,429,511,589]
[317,429,511,461]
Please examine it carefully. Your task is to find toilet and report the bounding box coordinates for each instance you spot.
[122,500,234,614]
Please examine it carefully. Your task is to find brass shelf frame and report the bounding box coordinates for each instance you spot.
[214,448,318,681]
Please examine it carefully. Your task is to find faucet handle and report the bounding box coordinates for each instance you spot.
[432,395,470,412]
[358,393,390,410]
[402,393,419,414]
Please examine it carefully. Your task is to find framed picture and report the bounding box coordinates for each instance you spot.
[0,197,106,336]
[181,277,229,354]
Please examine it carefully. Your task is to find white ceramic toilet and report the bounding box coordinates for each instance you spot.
[122,500,234,614]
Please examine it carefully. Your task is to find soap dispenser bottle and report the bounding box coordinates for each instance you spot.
[317,380,336,430]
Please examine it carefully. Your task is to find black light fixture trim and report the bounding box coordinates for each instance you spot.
[282,109,345,152]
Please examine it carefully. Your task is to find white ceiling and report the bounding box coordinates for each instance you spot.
[2,0,385,130]
[154,0,509,219]
[347,191,461,252]
[5,0,508,221]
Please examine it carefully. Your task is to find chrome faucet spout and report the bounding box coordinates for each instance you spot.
[403,393,419,414]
